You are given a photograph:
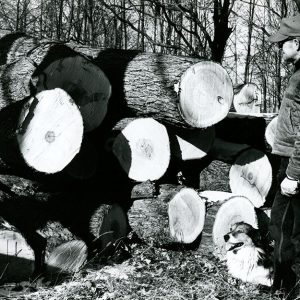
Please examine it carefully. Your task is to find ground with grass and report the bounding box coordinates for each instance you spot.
[0,233,283,300]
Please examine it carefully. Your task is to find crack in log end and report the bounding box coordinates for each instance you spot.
[45,131,55,143]
[135,139,153,160]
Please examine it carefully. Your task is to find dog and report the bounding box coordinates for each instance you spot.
[224,222,273,286]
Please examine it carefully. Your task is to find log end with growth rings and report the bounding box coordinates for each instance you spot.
[178,61,233,128]
[229,148,272,208]
[17,88,83,174]
[112,118,170,182]
[168,188,206,244]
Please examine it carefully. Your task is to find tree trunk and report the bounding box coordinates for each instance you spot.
[70,46,233,128]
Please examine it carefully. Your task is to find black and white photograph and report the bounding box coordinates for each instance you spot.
[0,0,299,299]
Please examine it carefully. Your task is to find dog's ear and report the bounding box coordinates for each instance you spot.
[248,227,262,246]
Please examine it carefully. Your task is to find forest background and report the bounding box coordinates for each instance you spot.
[1,0,300,113]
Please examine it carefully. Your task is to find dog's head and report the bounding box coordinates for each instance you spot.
[224,222,261,253]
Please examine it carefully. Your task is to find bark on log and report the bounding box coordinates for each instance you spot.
[112,118,170,182]
[229,148,272,208]
[47,240,88,273]
[128,184,205,246]
[73,47,233,128]
[232,83,261,114]
[16,88,83,174]
[0,33,111,132]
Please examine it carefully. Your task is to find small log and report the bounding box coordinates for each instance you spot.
[229,148,272,208]
[90,50,233,128]
[168,126,215,161]
[232,83,261,114]
[89,204,128,253]
[128,184,205,246]
[212,196,257,258]
[46,240,87,273]
[17,88,83,174]
[265,116,278,149]
[112,118,170,182]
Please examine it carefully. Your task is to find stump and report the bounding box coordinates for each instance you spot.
[229,149,272,208]
[112,118,170,181]
[17,88,83,174]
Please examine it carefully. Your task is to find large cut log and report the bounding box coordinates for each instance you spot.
[112,118,170,182]
[0,33,111,132]
[232,83,261,114]
[0,88,83,174]
[76,48,234,128]
[229,148,272,208]
[128,184,205,246]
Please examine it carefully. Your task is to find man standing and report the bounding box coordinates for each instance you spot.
[269,14,300,298]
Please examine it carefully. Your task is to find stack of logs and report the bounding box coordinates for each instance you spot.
[0,32,278,281]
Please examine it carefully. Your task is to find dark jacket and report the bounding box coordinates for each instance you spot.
[273,60,300,180]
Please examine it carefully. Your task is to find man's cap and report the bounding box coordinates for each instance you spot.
[269,14,300,43]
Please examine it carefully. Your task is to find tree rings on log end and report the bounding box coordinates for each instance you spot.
[229,149,272,208]
[168,188,205,244]
[35,55,111,132]
[179,61,233,128]
[112,118,170,181]
[265,116,278,149]
[47,240,87,273]
[17,88,83,174]
[212,196,257,257]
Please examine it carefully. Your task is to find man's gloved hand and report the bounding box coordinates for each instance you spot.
[281,176,299,196]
